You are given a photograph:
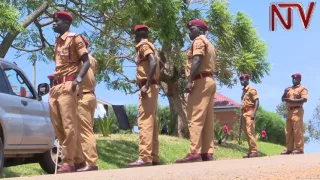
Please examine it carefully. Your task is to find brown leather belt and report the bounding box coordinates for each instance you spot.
[193,72,213,81]
[138,79,158,89]
[288,106,302,110]
[53,76,76,86]
[242,107,254,112]
[77,91,95,97]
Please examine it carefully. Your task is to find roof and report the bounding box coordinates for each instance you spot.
[96,98,113,106]
[214,92,241,107]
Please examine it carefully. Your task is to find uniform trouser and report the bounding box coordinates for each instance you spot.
[242,111,258,153]
[74,93,98,166]
[187,77,216,154]
[49,81,79,166]
[286,108,304,151]
[138,84,159,163]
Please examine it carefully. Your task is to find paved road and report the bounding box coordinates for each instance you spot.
[8,153,320,180]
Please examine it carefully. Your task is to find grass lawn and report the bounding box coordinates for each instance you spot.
[1,134,285,178]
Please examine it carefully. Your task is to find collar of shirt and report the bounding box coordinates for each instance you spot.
[135,39,149,50]
[59,31,71,41]
[242,84,251,91]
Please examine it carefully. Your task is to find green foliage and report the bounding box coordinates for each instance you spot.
[255,107,286,145]
[0,1,23,33]
[214,120,224,144]
[208,0,269,87]
[230,122,245,145]
[96,110,117,137]
[125,104,139,129]
[306,103,320,142]
[276,102,287,119]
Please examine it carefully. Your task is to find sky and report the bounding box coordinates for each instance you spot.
[5,0,319,153]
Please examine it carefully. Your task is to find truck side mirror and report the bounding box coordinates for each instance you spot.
[38,83,50,97]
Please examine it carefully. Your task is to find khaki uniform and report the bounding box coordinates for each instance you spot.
[186,35,217,154]
[241,85,259,153]
[49,31,88,166]
[136,39,160,163]
[74,55,98,166]
[283,85,308,151]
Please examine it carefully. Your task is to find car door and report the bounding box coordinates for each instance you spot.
[3,68,53,145]
[0,65,24,145]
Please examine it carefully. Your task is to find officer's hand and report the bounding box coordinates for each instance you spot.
[251,113,256,120]
[71,80,78,91]
[185,82,193,93]
[141,86,149,98]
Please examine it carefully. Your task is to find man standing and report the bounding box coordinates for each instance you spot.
[49,11,91,173]
[176,19,217,163]
[74,38,99,171]
[239,74,259,158]
[128,25,160,167]
[281,73,308,155]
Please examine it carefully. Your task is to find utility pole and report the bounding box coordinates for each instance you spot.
[33,59,36,88]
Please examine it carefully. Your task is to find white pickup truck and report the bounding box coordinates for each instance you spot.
[0,59,60,174]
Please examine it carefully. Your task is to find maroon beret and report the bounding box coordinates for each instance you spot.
[187,19,208,31]
[134,25,149,32]
[291,73,302,78]
[239,74,250,79]
[53,11,73,21]
[47,74,54,80]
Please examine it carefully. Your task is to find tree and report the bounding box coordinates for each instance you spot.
[306,103,320,142]
[276,102,287,119]
[2,0,270,138]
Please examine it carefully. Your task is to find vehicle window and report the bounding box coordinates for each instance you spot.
[3,69,35,99]
[0,69,10,94]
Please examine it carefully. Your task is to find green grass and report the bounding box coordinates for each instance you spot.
[1,134,285,178]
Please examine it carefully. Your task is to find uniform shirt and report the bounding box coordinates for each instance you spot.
[241,84,259,108]
[185,35,216,78]
[54,31,88,78]
[135,39,159,82]
[82,55,97,92]
[283,84,308,108]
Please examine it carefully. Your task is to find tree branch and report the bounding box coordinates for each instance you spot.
[0,0,54,58]
[117,71,136,84]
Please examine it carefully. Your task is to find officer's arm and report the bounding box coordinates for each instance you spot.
[78,54,91,79]
[290,88,308,103]
[75,35,91,79]
[146,53,157,88]
[251,89,259,116]
[281,88,288,102]
[188,55,202,83]
[253,98,259,115]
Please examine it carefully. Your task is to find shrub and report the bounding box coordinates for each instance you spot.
[255,106,286,145]
[96,109,117,137]
[125,104,139,129]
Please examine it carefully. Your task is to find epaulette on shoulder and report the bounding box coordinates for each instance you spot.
[68,32,78,37]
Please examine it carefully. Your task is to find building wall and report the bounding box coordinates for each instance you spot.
[214,108,240,130]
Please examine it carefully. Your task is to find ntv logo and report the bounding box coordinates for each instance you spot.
[270,2,316,31]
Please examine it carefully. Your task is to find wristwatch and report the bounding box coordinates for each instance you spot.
[76,76,83,84]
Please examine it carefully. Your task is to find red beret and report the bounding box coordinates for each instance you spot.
[187,19,208,31]
[239,74,250,79]
[47,74,54,79]
[53,11,73,21]
[134,25,148,32]
[291,73,302,78]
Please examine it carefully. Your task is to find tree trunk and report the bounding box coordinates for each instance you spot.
[160,80,189,139]
[0,1,53,58]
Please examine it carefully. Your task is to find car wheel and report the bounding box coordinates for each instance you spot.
[39,139,62,174]
[0,138,4,175]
